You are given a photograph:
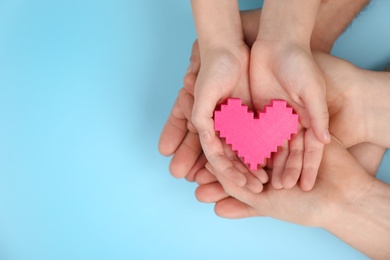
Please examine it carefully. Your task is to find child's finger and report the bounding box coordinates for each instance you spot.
[250,168,269,184]
[300,128,324,191]
[221,140,264,192]
[205,162,255,203]
[192,83,248,185]
[302,81,330,144]
[200,133,247,187]
[282,130,304,189]
[242,171,264,193]
[232,156,263,193]
[271,141,289,189]
[191,86,219,144]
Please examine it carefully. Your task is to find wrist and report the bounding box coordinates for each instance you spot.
[257,0,321,46]
[323,178,390,259]
[361,70,390,147]
[311,0,370,53]
[191,0,243,49]
[198,38,245,57]
[319,158,375,231]
[197,28,244,51]
[197,43,249,74]
[240,9,261,48]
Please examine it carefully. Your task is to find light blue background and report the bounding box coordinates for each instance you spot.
[0,0,389,259]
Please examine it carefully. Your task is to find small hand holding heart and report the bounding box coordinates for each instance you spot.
[214,98,298,170]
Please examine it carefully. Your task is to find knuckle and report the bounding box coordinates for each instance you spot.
[187,121,198,134]
[191,114,200,126]
[284,166,301,175]
[171,104,183,119]
[305,146,321,155]
[289,148,303,157]
[190,41,200,62]
[277,145,289,153]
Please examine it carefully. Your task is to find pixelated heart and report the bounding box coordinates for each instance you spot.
[214,98,298,170]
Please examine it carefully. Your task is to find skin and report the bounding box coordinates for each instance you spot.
[159,0,372,189]
[189,0,370,191]
[198,138,390,259]
[190,0,262,189]
[160,48,390,183]
[189,0,331,191]
[251,0,329,191]
[159,1,390,257]
[195,54,390,258]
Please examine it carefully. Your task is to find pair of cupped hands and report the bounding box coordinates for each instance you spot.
[158,10,385,226]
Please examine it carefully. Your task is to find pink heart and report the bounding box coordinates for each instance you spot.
[214,98,298,170]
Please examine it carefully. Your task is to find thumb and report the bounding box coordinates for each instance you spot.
[302,83,330,144]
[191,86,220,144]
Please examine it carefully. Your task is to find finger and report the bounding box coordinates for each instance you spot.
[214,197,261,219]
[178,88,197,133]
[300,128,324,191]
[188,40,201,75]
[222,140,263,192]
[195,181,229,203]
[186,153,208,182]
[183,40,201,94]
[242,171,264,193]
[183,72,197,95]
[191,86,220,144]
[169,131,202,178]
[348,143,386,176]
[195,167,218,184]
[271,141,289,189]
[201,130,247,186]
[301,77,330,144]
[250,168,269,184]
[282,130,304,189]
[266,157,273,170]
[158,95,188,156]
[206,163,255,203]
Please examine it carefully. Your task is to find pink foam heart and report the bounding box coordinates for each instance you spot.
[214,98,298,170]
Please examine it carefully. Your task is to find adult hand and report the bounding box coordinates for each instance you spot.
[197,138,373,223]
[195,139,390,259]
[316,52,390,148]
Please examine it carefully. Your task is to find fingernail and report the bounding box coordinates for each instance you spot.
[324,129,331,143]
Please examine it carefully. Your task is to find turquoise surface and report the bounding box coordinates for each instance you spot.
[0,0,389,259]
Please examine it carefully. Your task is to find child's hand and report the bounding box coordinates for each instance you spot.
[159,41,269,193]
[188,0,270,189]
[250,40,329,191]
[191,44,249,180]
